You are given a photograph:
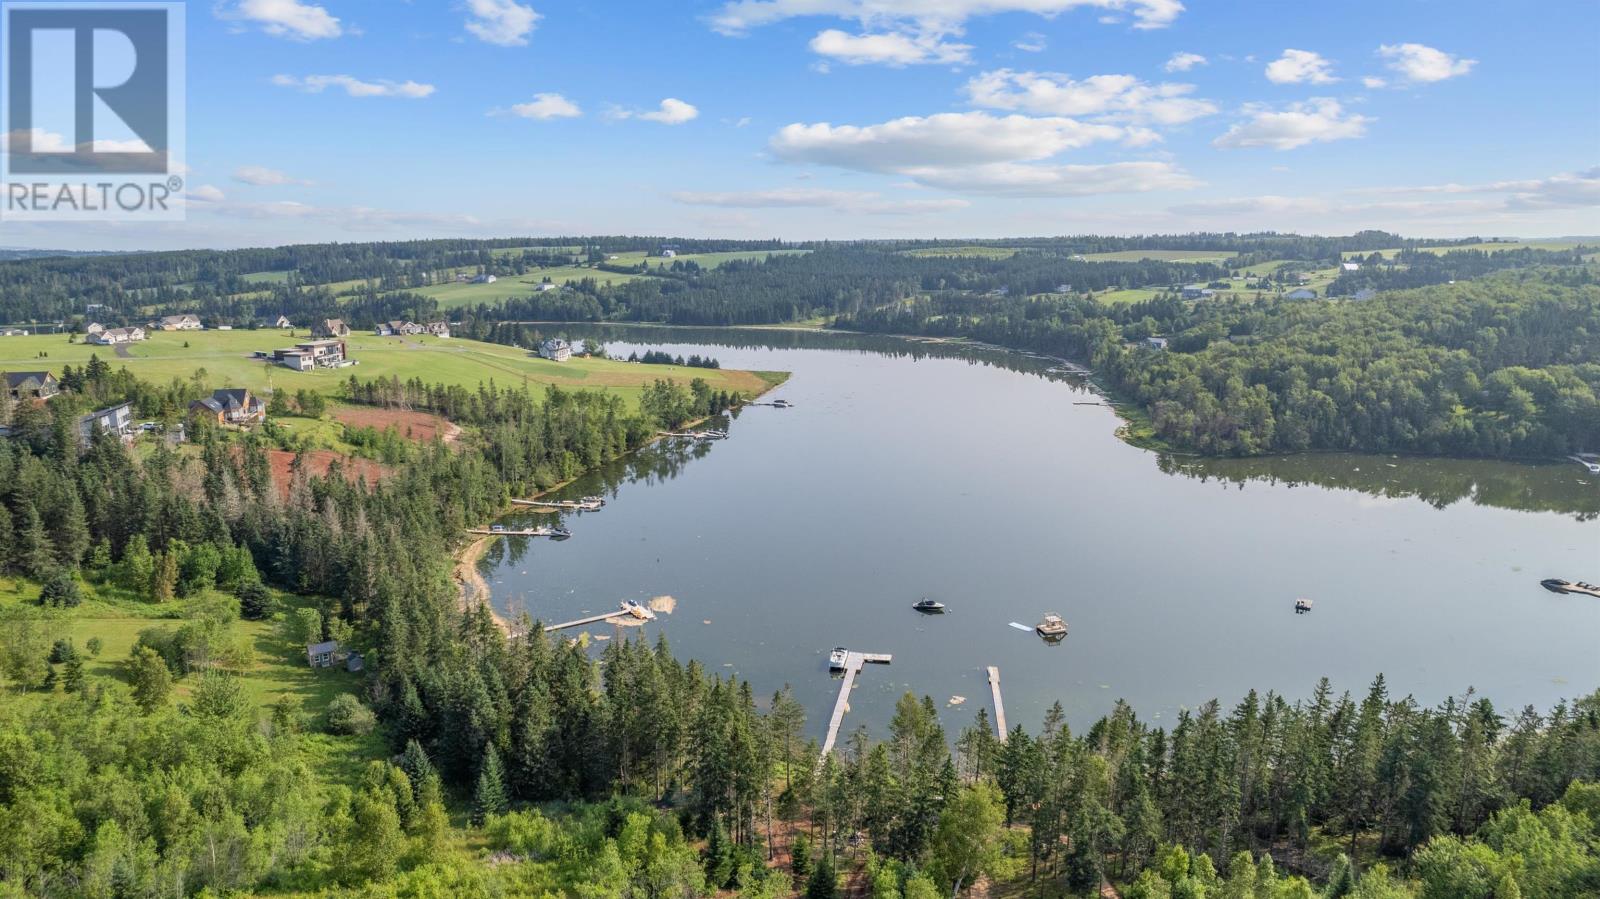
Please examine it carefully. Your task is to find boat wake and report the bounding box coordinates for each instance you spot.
[1007,622,1033,632]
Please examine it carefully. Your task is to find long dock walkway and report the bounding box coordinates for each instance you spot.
[543,610,628,632]
[819,651,892,762]
[987,666,1008,741]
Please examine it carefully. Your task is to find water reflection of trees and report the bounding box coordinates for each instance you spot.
[552,325,1597,521]
[1160,453,1598,521]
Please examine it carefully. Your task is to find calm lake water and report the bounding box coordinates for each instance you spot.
[483,326,1600,741]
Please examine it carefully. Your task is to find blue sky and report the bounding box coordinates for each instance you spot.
[9,0,1599,249]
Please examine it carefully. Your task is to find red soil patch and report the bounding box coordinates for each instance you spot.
[266,449,390,500]
[332,405,460,444]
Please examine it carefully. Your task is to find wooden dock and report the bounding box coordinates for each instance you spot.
[986,666,1008,741]
[543,610,628,632]
[819,651,892,761]
[511,499,601,511]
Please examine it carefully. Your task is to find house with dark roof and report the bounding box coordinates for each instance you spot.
[79,402,134,442]
[5,371,59,400]
[375,320,422,337]
[311,318,350,338]
[537,338,572,362]
[261,314,292,329]
[189,388,266,425]
[423,321,451,338]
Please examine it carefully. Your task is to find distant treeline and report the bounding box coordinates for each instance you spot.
[0,231,1518,326]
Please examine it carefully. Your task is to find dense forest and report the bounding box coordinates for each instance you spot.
[2,353,1599,896]
[841,270,1600,458]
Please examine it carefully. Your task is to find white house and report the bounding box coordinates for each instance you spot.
[659,249,677,258]
[1341,262,1361,272]
[471,273,498,284]
[537,338,572,362]
[1143,336,1170,350]
[152,313,202,331]
[88,326,146,345]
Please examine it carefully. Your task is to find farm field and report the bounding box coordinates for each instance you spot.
[1092,288,1165,305]
[239,270,292,284]
[601,248,810,268]
[1077,249,1235,262]
[899,246,1018,259]
[0,329,779,405]
[1342,240,1593,259]
[413,269,642,308]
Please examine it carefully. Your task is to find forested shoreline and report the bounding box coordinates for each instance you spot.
[840,270,1600,459]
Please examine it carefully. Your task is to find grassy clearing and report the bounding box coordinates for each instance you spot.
[0,330,775,406]
[1343,240,1592,259]
[1077,249,1235,263]
[601,249,809,269]
[240,270,292,285]
[413,270,643,308]
[1,575,387,778]
[1092,288,1166,305]
[900,246,1019,259]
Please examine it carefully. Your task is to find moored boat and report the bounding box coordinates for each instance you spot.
[620,599,656,621]
[1294,598,1314,613]
[1035,614,1068,638]
[828,647,849,669]
[912,597,946,613]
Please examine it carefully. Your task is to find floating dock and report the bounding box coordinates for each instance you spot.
[986,666,1008,741]
[511,498,602,511]
[466,527,568,538]
[819,651,892,761]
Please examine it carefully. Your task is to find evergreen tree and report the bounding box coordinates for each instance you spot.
[473,746,509,824]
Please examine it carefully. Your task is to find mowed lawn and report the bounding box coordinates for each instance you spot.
[601,249,809,268]
[0,330,780,406]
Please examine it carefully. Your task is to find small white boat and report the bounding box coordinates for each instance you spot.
[828,647,849,669]
[620,599,656,621]
[1294,598,1314,613]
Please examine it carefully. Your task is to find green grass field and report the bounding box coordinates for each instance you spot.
[601,249,809,269]
[239,270,292,284]
[413,270,644,308]
[899,246,1019,259]
[0,329,778,405]
[1093,288,1166,305]
[1077,249,1236,263]
[1342,240,1593,260]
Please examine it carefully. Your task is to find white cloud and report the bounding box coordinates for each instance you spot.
[1377,43,1475,83]
[464,0,541,46]
[1213,98,1368,150]
[1362,76,1387,89]
[187,185,227,203]
[809,29,971,66]
[711,1,1182,68]
[217,0,341,41]
[1168,170,1600,229]
[770,111,1126,172]
[498,92,582,119]
[1163,51,1206,72]
[672,187,969,214]
[768,110,1196,197]
[709,0,1185,36]
[271,74,436,98]
[232,165,312,186]
[611,98,699,125]
[1353,168,1600,211]
[1265,49,1336,84]
[965,69,1216,125]
[910,160,1199,196]
[1013,32,1048,52]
